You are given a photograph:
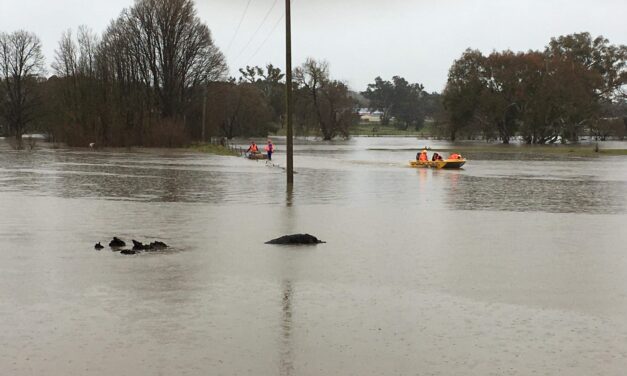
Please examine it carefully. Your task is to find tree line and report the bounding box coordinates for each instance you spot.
[1,0,625,148]
[0,0,362,148]
[441,33,627,143]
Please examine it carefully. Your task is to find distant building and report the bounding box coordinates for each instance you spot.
[358,108,383,122]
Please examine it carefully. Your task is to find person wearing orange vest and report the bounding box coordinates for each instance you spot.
[448,153,462,160]
[246,141,259,154]
[264,139,274,161]
[418,149,429,162]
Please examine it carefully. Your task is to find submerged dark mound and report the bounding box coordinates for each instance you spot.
[265,234,325,245]
[109,237,126,247]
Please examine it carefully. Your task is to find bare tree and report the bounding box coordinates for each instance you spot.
[45,0,228,147]
[121,0,228,118]
[205,81,273,139]
[77,26,98,78]
[0,31,45,147]
[294,58,356,139]
[52,30,78,78]
[50,27,104,145]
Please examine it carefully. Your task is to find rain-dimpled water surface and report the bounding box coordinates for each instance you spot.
[1,137,627,375]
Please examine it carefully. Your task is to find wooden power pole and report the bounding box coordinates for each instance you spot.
[285,0,294,184]
[201,82,207,142]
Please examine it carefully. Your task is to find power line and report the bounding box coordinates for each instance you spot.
[226,0,253,53]
[245,11,284,65]
[233,0,279,62]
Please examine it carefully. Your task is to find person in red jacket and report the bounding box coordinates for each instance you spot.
[264,140,274,161]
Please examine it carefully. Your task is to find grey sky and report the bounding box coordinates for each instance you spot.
[1,0,625,92]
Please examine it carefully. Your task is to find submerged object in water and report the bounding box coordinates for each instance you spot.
[132,239,169,251]
[247,152,268,160]
[266,234,325,245]
[94,242,104,250]
[109,237,126,247]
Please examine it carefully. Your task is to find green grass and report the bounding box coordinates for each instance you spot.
[189,143,240,156]
[597,149,627,155]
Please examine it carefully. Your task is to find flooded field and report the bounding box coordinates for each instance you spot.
[1,137,627,375]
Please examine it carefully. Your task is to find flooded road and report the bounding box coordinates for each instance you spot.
[1,137,627,375]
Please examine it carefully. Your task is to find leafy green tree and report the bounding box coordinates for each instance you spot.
[362,77,394,125]
[239,64,285,125]
[442,33,626,143]
[362,76,428,130]
[389,76,424,130]
[547,32,627,101]
[442,49,485,141]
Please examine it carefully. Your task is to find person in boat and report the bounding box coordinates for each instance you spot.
[418,149,429,162]
[448,153,462,160]
[264,139,274,161]
[246,141,259,156]
[431,152,443,161]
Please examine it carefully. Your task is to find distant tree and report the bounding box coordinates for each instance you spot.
[119,0,228,118]
[592,99,627,140]
[42,0,229,147]
[239,64,285,125]
[421,92,443,120]
[362,77,394,124]
[205,81,274,139]
[390,76,424,130]
[0,30,45,148]
[442,49,484,141]
[50,27,102,145]
[362,76,428,130]
[294,58,356,140]
[293,85,318,136]
[442,34,626,143]
[546,32,627,102]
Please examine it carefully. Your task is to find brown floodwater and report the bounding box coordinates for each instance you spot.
[1,137,627,375]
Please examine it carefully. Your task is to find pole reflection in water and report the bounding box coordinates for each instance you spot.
[286,183,294,207]
[279,280,294,376]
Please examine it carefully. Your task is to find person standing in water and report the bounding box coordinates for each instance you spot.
[264,139,275,161]
[246,141,259,155]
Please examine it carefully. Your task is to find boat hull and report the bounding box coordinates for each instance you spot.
[409,159,466,169]
[247,153,268,160]
[409,160,431,168]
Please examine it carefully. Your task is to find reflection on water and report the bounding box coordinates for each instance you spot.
[280,280,294,376]
[286,183,294,207]
[2,138,627,375]
[447,174,627,213]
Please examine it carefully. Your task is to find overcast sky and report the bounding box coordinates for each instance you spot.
[1,0,625,92]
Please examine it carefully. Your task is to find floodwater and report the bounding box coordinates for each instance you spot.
[1,137,627,375]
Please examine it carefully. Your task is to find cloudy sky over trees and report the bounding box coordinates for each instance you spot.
[1,0,625,91]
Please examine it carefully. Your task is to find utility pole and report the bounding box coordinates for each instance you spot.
[201,82,207,142]
[285,0,294,184]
